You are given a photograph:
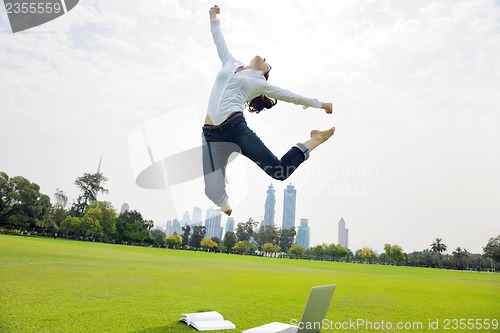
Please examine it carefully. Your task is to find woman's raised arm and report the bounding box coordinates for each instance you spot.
[209,5,235,65]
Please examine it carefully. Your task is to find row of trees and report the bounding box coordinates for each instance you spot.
[162,219,300,255]
[1,171,499,270]
[1,171,157,245]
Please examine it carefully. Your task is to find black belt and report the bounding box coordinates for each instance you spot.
[203,112,243,130]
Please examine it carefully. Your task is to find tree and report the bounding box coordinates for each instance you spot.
[189,225,206,249]
[262,242,280,254]
[235,218,258,242]
[452,247,471,270]
[116,210,153,244]
[289,244,304,257]
[151,229,166,247]
[325,243,350,261]
[232,240,257,255]
[359,247,377,263]
[222,232,236,252]
[254,225,278,249]
[430,238,447,254]
[311,244,326,260]
[181,224,191,247]
[200,237,217,252]
[88,201,117,241]
[0,172,54,232]
[277,228,296,253]
[384,244,406,264]
[483,235,500,264]
[81,208,103,239]
[166,233,182,249]
[430,238,447,268]
[60,216,82,238]
[51,188,68,228]
[71,172,109,216]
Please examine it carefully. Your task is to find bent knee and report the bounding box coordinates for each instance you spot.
[204,186,226,205]
[266,166,296,181]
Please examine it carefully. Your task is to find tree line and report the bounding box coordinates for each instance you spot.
[1,171,499,271]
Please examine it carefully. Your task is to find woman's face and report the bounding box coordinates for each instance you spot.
[249,55,270,75]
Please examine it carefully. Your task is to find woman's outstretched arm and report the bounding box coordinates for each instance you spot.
[209,5,235,65]
[256,81,333,114]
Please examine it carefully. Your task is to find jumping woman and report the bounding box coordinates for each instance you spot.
[203,5,335,216]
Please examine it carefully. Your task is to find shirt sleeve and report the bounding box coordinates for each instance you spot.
[255,80,322,109]
[210,19,235,65]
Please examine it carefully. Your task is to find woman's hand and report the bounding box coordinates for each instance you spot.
[209,5,220,20]
[321,102,333,114]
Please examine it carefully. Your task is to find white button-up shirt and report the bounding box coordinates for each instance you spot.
[206,18,322,125]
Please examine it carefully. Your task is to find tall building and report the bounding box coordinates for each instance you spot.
[166,220,172,236]
[225,217,235,235]
[262,183,276,227]
[205,207,223,240]
[120,203,129,215]
[338,217,349,248]
[192,207,202,225]
[166,219,182,236]
[296,218,310,249]
[282,183,297,230]
[182,211,191,226]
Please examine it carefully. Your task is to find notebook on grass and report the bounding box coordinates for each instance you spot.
[180,311,236,331]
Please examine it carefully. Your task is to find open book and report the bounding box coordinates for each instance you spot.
[179,311,236,331]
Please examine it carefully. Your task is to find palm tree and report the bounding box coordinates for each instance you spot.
[430,238,447,268]
[430,238,447,253]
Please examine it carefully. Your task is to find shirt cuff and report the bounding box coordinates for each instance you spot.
[302,99,322,109]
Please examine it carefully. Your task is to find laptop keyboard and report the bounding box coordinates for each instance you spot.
[277,327,298,333]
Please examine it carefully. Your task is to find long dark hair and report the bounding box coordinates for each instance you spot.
[246,71,277,113]
[247,95,277,113]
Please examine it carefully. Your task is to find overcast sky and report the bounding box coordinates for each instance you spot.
[1,0,499,254]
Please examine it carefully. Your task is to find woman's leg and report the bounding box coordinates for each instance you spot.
[202,133,240,215]
[228,118,335,180]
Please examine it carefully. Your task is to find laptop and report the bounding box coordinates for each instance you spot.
[242,284,336,333]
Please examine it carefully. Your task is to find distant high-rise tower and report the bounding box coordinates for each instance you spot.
[205,207,223,240]
[338,217,349,248]
[263,184,276,227]
[282,183,297,230]
[225,217,235,235]
[192,207,202,225]
[296,218,310,249]
[182,211,191,226]
[94,154,103,200]
[168,219,181,236]
[120,203,129,215]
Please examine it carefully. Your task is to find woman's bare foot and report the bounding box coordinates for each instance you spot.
[311,127,335,143]
[304,127,335,152]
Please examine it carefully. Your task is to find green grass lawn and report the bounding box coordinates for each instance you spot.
[0,235,499,333]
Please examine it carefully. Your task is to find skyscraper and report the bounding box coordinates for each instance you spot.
[182,211,191,226]
[205,207,223,240]
[338,217,349,248]
[225,217,235,235]
[120,203,129,215]
[262,183,276,227]
[296,218,310,249]
[168,219,181,236]
[192,206,202,225]
[282,183,297,230]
